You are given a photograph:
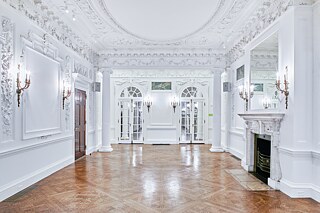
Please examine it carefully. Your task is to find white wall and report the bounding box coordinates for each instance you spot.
[0,3,97,201]
[225,4,320,202]
[226,56,246,159]
[109,69,214,144]
[312,1,320,202]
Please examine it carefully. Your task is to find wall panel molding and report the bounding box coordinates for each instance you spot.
[0,136,73,158]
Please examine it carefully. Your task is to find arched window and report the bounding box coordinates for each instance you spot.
[181,87,203,98]
[120,86,142,98]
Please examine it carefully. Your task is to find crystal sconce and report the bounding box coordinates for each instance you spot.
[238,83,254,111]
[276,66,290,109]
[144,96,153,113]
[16,64,31,107]
[170,96,179,113]
[62,81,71,110]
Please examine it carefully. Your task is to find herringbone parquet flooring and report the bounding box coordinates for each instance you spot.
[1,144,319,212]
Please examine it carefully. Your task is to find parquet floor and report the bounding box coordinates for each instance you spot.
[1,144,320,213]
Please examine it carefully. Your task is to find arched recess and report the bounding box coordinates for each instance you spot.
[179,86,206,143]
[118,86,144,143]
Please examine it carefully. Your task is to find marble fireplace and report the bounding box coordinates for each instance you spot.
[238,112,285,189]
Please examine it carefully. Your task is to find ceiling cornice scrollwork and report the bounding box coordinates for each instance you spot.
[226,0,292,64]
[100,49,226,69]
[1,0,97,64]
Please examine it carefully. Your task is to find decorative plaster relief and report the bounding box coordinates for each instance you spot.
[111,69,214,78]
[0,16,14,140]
[1,0,96,63]
[227,0,291,64]
[101,49,225,69]
[74,62,89,78]
[62,56,71,131]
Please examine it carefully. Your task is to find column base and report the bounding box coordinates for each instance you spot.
[99,146,113,152]
[210,147,224,153]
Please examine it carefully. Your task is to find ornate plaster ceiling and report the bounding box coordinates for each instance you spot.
[98,0,221,41]
[41,0,260,50]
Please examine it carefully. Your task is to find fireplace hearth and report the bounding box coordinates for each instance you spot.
[238,112,284,189]
[253,134,271,184]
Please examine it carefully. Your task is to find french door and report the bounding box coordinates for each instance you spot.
[119,99,143,143]
[180,99,205,143]
[74,89,86,160]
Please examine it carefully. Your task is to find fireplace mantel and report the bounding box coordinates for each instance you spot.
[238,111,285,189]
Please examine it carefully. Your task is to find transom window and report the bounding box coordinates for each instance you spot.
[120,86,142,98]
[181,87,203,98]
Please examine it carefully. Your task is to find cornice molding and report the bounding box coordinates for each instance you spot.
[226,0,292,64]
[99,48,226,69]
[1,0,97,63]
[111,69,214,78]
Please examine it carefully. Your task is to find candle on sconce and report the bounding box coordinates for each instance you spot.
[26,71,31,81]
[276,72,280,82]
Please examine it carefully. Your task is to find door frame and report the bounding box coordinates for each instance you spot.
[118,97,144,144]
[73,74,92,157]
[179,98,206,144]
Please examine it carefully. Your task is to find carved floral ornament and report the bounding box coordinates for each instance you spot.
[0,16,14,139]
[1,0,96,63]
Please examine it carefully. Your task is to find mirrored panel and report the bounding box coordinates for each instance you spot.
[250,33,279,110]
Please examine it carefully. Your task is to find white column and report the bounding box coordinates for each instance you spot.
[100,68,113,152]
[210,70,224,152]
[222,68,232,151]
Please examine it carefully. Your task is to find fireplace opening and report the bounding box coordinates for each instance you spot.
[252,134,271,184]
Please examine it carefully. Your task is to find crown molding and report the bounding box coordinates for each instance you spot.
[99,48,226,69]
[1,0,97,64]
[226,0,292,64]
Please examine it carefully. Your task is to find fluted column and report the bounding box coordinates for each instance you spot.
[100,68,113,152]
[210,70,224,152]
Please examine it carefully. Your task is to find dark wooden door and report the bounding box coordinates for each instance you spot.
[75,89,86,160]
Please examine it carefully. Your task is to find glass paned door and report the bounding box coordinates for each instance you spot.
[119,100,130,142]
[180,101,192,142]
[132,101,143,142]
[180,100,205,143]
[119,99,143,143]
[193,101,204,142]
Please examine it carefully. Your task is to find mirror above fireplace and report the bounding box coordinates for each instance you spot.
[250,33,279,110]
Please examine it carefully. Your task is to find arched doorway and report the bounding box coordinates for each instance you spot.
[180,86,205,144]
[118,86,144,143]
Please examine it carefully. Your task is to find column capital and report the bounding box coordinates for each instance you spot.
[210,68,224,75]
[99,67,113,75]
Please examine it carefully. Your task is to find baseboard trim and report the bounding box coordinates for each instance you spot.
[228,147,244,160]
[0,156,74,202]
[280,179,320,202]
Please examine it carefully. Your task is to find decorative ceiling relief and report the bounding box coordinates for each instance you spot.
[226,0,291,64]
[111,69,214,78]
[74,62,93,80]
[0,16,14,141]
[1,0,96,63]
[100,49,226,69]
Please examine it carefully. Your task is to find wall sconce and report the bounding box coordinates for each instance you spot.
[144,96,152,113]
[62,80,71,110]
[262,97,271,109]
[276,66,289,109]
[238,83,254,111]
[170,96,179,113]
[16,64,31,107]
